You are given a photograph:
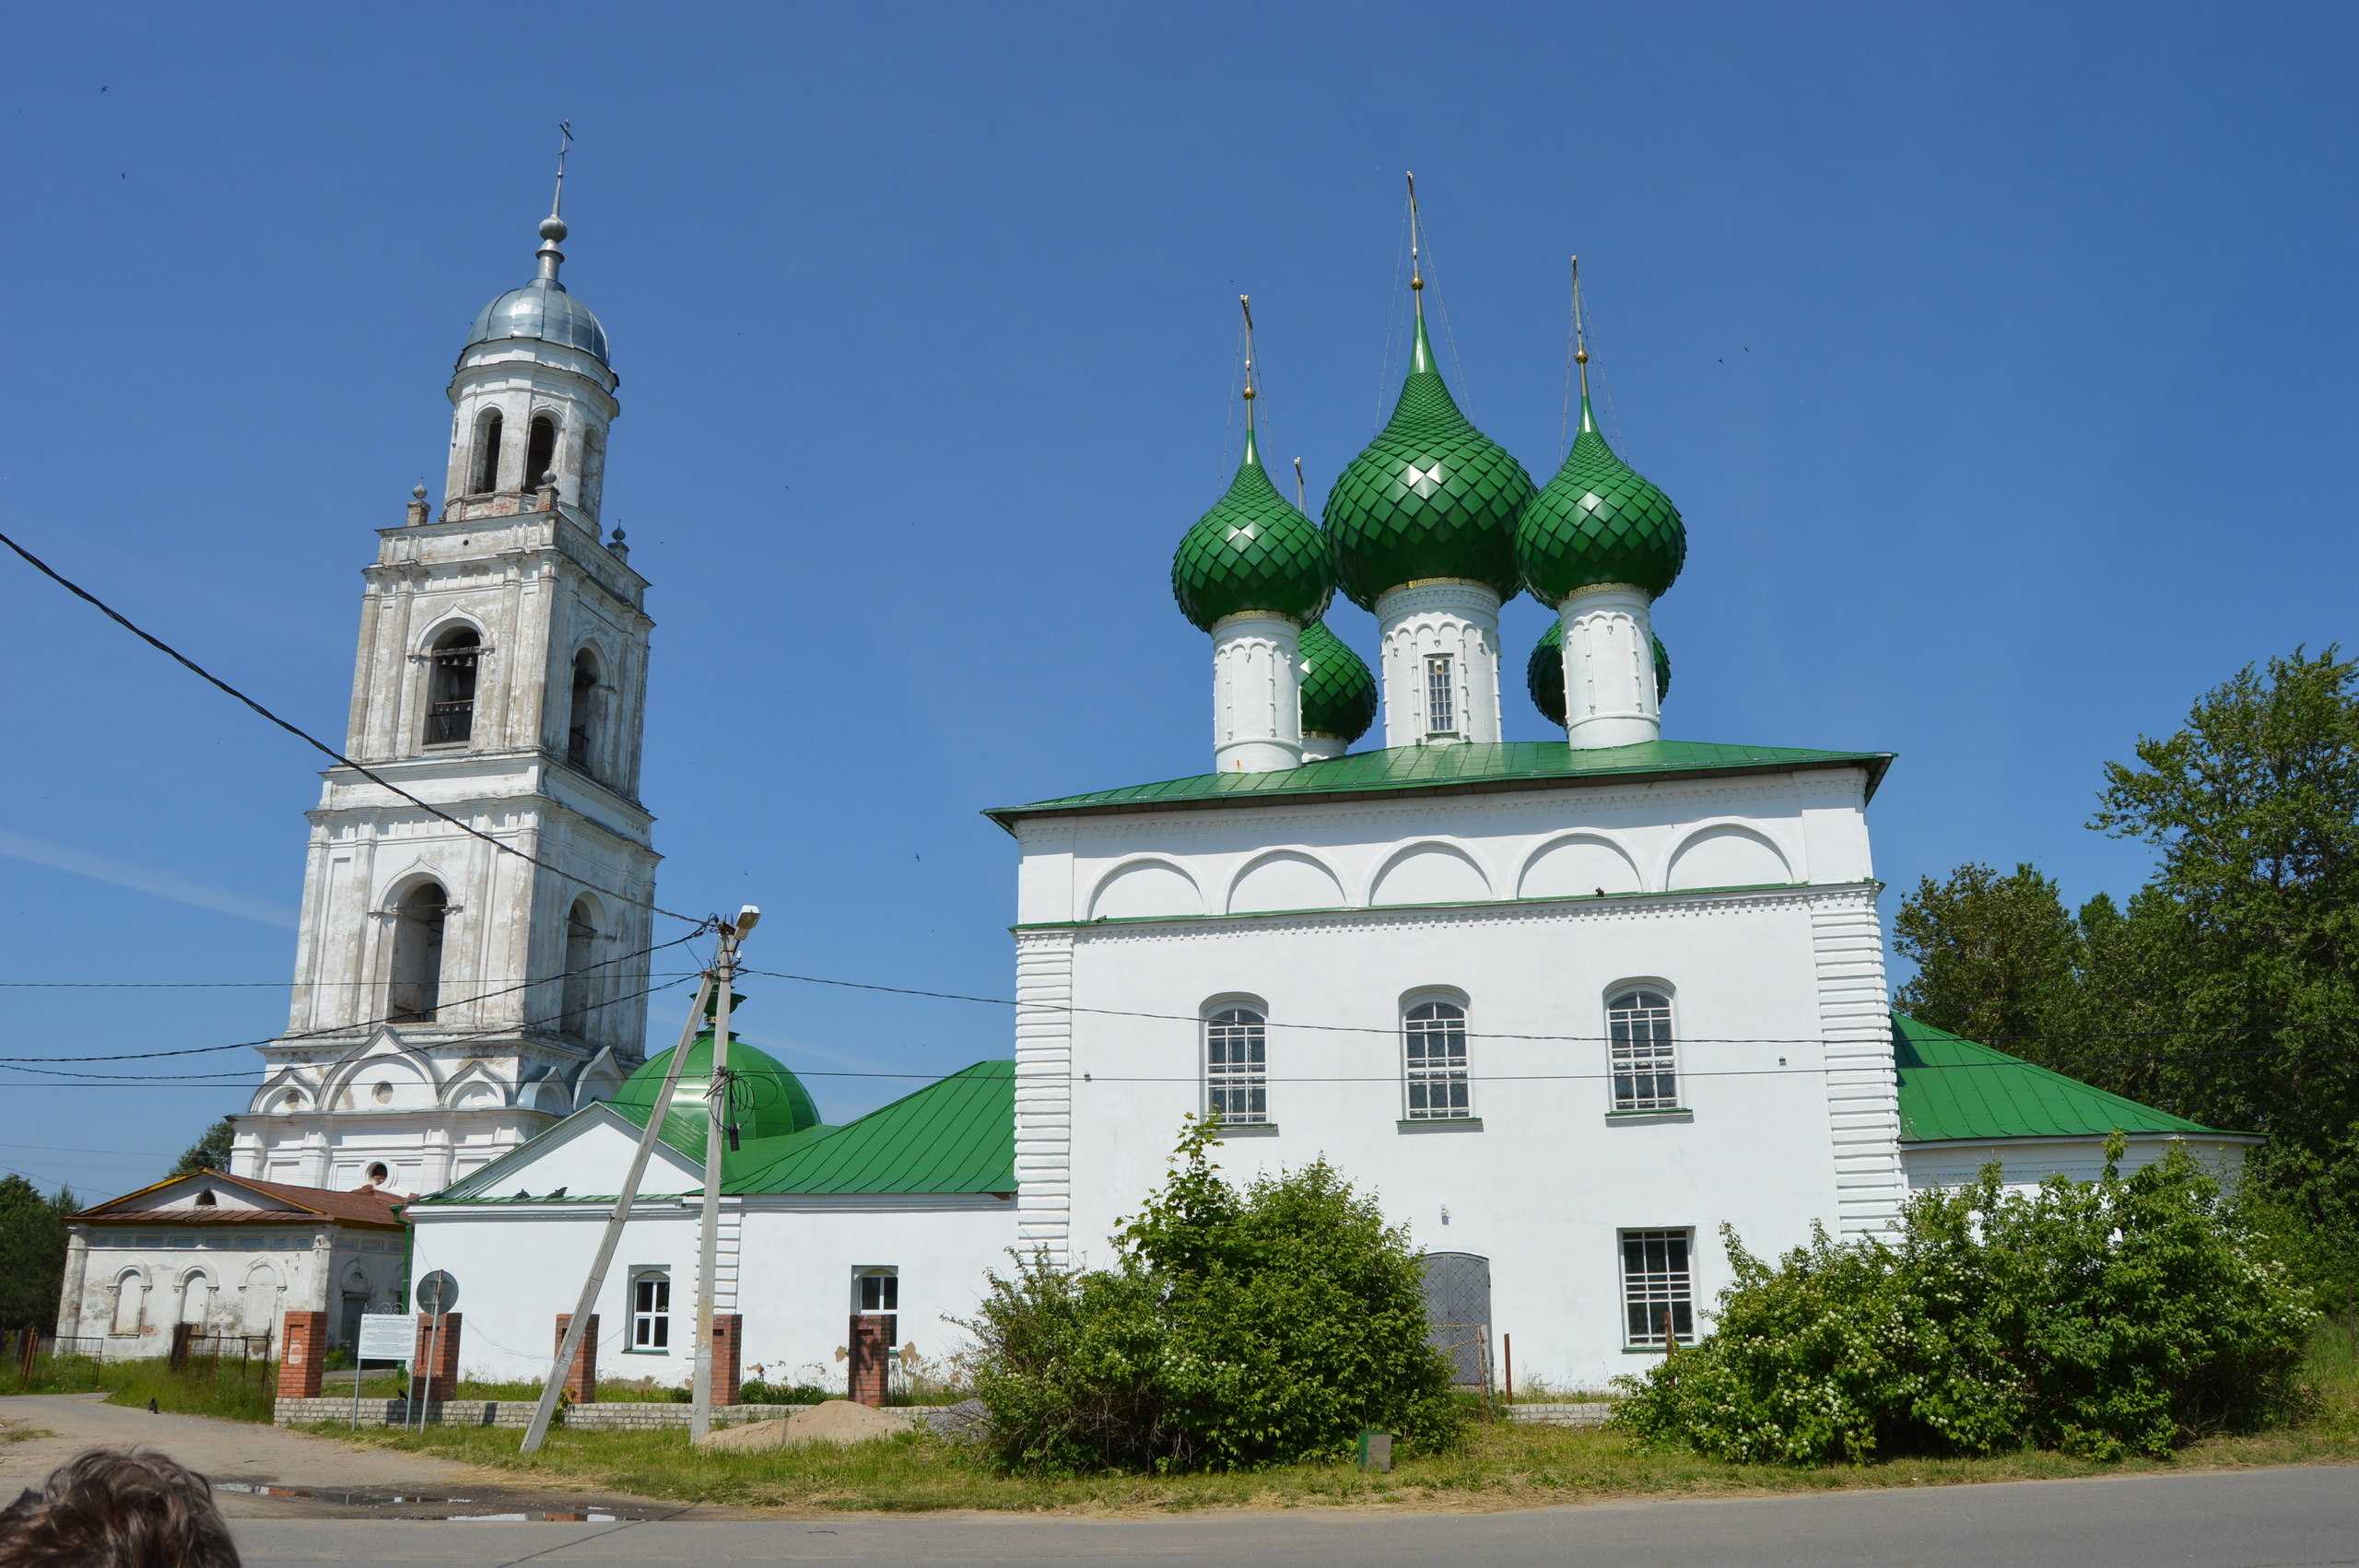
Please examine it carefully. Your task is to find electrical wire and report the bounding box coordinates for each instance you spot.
[0,974,705,989]
[0,526,710,928]
[0,928,712,1065]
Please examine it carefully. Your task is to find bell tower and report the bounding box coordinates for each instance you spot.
[232,139,664,1197]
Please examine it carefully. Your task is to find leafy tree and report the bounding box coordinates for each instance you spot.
[1893,861,2080,1051]
[171,1118,236,1176]
[0,1176,79,1330]
[966,1117,1461,1473]
[1613,1142,2315,1464]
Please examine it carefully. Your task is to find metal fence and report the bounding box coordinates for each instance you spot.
[169,1326,274,1396]
[2,1330,109,1391]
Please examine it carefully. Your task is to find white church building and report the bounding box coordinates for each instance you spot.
[66,168,2250,1389]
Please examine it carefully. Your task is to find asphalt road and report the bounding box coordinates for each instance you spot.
[234,1463,2359,1566]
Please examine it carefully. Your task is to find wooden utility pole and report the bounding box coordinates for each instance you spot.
[519,965,720,1455]
[688,905,758,1441]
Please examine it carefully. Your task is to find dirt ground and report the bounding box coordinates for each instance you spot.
[0,1394,694,1522]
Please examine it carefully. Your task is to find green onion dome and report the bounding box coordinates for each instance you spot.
[1171,424,1334,631]
[1526,619,1672,728]
[611,989,819,1141]
[1322,316,1535,609]
[1516,393,1686,607]
[1297,619,1378,744]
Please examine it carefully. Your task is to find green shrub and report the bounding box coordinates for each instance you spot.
[1614,1140,2317,1464]
[738,1379,829,1405]
[966,1117,1461,1474]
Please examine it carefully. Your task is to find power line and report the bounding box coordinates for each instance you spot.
[0,526,709,928]
[736,967,2299,1050]
[0,973,706,989]
[0,928,710,1065]
[0,974,701,1087]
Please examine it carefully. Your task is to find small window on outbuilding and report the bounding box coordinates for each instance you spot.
[628,1268,671,1350]
[854,1268,899,1342]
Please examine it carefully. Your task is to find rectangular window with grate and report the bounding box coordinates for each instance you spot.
[628,1268,669,1350]
[1203,1007,1269,1125]
[1402,999,1472,1119]
[1607,989,1680,1110]
[1621,1229,1694,1347]
[1425,654,1457,736]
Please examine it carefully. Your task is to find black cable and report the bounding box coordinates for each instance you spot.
[0,927,710,1064]
[0,973,706,989]
[0,526,710,928]
[0,975,700,1086]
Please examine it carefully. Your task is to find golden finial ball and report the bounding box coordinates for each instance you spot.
[1575,349,1589,364]
[1411,275,1424,291]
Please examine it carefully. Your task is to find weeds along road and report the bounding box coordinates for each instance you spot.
[232,1463,2359,1566]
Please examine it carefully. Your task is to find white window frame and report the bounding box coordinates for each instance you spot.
[853,1268,899,1316]
[1401,993,1473,1120]
[1605,985,1680,1111]
[1203,1001,1270,1126]
[627,1267,670,1352]
[1619,1228,1696,1348]
[1424,653,1458,737]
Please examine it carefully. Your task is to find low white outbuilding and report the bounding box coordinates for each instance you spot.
[55,1173,406,1358]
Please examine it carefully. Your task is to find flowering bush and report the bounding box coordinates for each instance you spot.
[1613,1139,2316,1463]
[964,1117,1461,1473]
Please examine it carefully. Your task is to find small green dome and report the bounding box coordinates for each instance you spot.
[1528,619,1567,728]
[1526,619,1671,728]
[1297,619,1377,743]
[1322,316,1535,609]
[1516,394,1686,606]
[613,991,819,1142]
[1172,427,1333,631]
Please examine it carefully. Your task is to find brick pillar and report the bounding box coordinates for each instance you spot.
[710,1314,742,1407]
[848,1316,890,1408]
[277,1311,327,1399]
[553,1314,598,1404]
[412,1313,463,1405]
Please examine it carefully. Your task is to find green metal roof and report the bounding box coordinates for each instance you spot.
[1171,425,1333,632]
[989,739,1894,831]
[1297,618,1378,743]
[1892,1014,2237,1144]
[1517,392,1687,606]
[421,1061,1013,1204]
[1322,314,1535,608]
[723,1060,1014,1196]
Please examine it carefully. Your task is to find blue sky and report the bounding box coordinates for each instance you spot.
[2,2,2353,1200]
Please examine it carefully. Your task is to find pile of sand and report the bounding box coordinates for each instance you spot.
[696,1399,912,1450]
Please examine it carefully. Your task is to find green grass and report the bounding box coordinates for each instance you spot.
[312,1324,2359,1515]
[0,1354,278,1423]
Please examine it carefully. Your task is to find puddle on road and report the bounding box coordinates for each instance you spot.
[213,1480,644,1522]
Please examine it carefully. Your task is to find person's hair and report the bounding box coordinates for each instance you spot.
[0,1448,240,1566]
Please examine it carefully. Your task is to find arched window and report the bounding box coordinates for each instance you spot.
[472,409,504,494]
[525,414,558,492]
[194,1188,217,1207]
[566,648,600,771]
[1402,997,1471,1120]
[1606,988,1679,1111]
[179,1270,214,1327]
[561,897,598,1038]
[1203,1005,1267,1126]
[424,626,481,745]
[111,1269,146,1336]
[241,1263,280,1338]
[388,882,448,1023]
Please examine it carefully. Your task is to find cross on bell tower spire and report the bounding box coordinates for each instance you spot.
[536,121,573,285]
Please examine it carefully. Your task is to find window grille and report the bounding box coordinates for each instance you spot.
[629,1270,670,1350]
[1607,989,1679,1110]
[1621,1229,1695,1346]
[1402,999,1471,1119]
[1425,654,1457,736]
[1203,1007,1269,1125]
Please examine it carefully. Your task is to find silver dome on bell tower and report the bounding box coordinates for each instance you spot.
[459,125,612,369]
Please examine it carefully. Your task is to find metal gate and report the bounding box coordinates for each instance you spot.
[1420,1251,1492,1394]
